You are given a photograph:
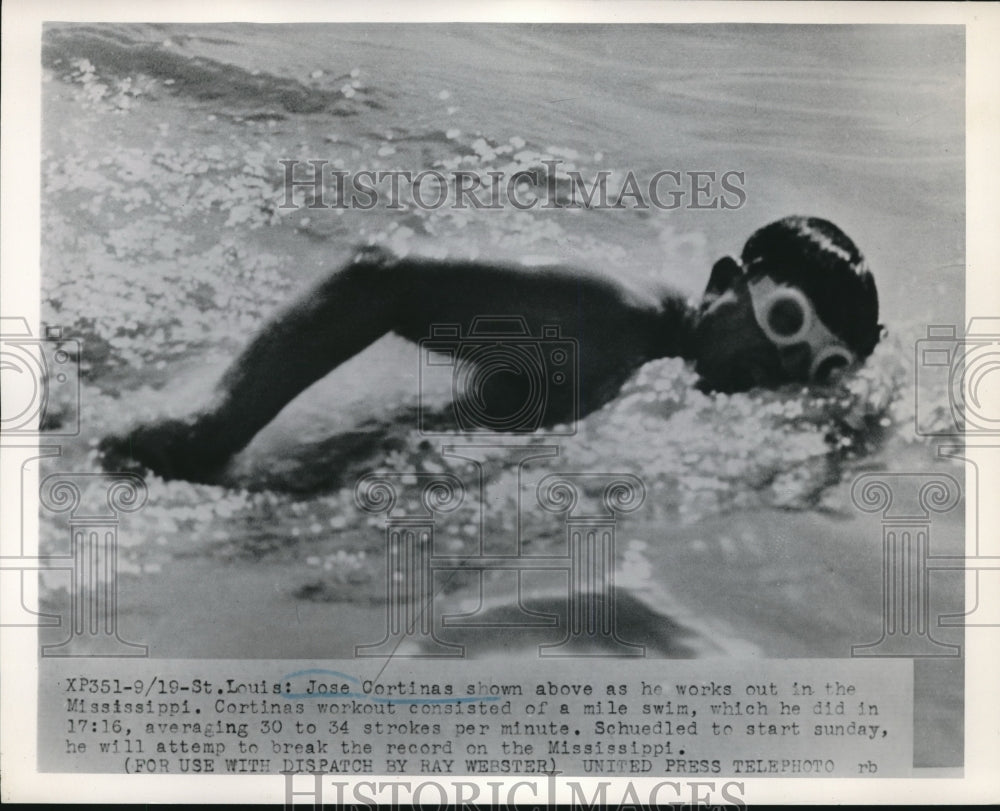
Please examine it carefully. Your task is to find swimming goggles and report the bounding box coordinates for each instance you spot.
[747,276,857,383]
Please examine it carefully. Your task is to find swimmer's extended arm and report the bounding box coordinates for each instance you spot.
[99,246,693,481]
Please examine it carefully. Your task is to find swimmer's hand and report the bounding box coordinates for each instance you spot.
[98,417,228,484]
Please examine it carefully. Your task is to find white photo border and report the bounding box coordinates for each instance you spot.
[2,0,998,805]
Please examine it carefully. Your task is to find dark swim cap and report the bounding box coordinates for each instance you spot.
[741,216,881,359]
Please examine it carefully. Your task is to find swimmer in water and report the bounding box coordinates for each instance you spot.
[99,215,881,482]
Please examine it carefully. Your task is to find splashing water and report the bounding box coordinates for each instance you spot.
[35,26,957,657]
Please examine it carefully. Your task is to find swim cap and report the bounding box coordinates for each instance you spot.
[741,216,881,359]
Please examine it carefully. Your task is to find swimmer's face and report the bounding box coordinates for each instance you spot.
[693,257,813,392]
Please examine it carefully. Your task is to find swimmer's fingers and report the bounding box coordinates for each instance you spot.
[97,432,151,477]
[98,418,226,484]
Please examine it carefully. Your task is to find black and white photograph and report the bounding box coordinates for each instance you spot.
[2,1,998,805]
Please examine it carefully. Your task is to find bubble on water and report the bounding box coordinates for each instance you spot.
[546,145,579,161]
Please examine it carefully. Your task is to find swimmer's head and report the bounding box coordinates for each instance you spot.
[693,216,882,392]
[741,216,881,360]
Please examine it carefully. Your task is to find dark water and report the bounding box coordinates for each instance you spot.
[38,23,964,763]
